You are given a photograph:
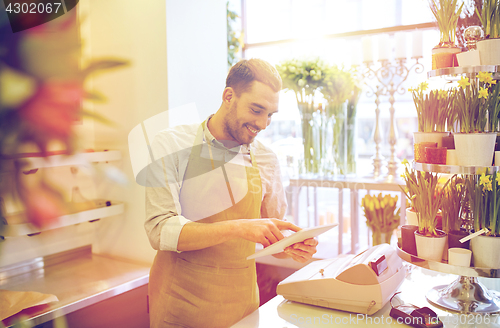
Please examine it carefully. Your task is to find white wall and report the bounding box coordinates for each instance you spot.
[88,0,228,264]
[0,0,228,268]
[166,0,228,121]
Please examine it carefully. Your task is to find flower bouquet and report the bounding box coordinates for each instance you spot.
[361,192,400,245]
[321,65,356,176]
[276,58,328,175]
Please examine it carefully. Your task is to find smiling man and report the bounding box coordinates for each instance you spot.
[145,59,318,328]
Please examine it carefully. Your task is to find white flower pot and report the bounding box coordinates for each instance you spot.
[471,235,500,268]
[406,208,419,225]
[456,49,481,67]
[477,38,500,65]
[415,230,447,262]
[413,132,449,147]
[454,132,496,167]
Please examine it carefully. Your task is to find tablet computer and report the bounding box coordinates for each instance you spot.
[247,223,338,259]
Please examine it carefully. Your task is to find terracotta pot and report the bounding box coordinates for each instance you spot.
[415,230,447,262]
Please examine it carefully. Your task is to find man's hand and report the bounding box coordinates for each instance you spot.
[235,218,301,247]
[284,238,318,263]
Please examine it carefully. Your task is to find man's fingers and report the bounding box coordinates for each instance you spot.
[273,219,301,232]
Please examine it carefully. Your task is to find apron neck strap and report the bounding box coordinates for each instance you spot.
[194,120,258,168]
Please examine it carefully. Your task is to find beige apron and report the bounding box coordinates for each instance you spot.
[149,123,261,328]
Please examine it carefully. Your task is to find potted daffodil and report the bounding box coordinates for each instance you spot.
[453,72,499,166]
[476,0,500,65]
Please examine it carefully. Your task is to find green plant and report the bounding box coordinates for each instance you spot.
[409,82,454,132]
[429,0,465,44]
[454,73,499,132]
[476,0,500,39]
[400,159,419,210]
[466,172,500,236]
[227,2,243,67]
[441,175,465,232]
[400,159,450,236]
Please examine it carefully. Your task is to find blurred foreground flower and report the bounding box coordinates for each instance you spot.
[18,80,84,152]
[18,182,67,228]
[0,9,128,229]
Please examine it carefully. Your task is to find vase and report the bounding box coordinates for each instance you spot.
[477,38,500,65]
[414,230,447,262]
[432,44,461,69]
[401,225,418,256]
[372,230,393,246]
[405,208,419,226]
[453,132,497,166]
[329,102,346,177]
[470,235,500,268]
[345,118,357,176]
[298,102,320,176]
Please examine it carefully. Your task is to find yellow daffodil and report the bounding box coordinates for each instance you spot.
[496,175,500,184]
[457,76,471,88]
[479,87,489,99]
[402,158,409,165]
[438,89,448,99]
[477,71,491,83]
[419,81,429,91]
[479,173,491,187]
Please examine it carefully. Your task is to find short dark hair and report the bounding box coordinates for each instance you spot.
[226,58,282,96]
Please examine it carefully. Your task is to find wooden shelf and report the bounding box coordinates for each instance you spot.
[0,201,124,237]
[20,150,121,170]
[0,150,121,171]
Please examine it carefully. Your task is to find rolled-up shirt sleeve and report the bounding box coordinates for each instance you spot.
[144,128,194,252]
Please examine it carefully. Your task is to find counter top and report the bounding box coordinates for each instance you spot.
[232,265,500,327]
[0,247,150,326]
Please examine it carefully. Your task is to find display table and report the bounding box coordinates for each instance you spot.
[289,177,406,254]
[232,265,500,327]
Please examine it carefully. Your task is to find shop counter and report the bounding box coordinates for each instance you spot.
[232,265,500,328]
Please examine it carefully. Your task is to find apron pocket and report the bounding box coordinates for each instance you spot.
[164,258,257,327]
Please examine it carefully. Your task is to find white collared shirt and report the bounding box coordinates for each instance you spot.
[144,117,287,252]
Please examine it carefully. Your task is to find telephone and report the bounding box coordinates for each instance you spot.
[276,244,406,315]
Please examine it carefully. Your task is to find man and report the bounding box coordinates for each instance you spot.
[145,58,318,328]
